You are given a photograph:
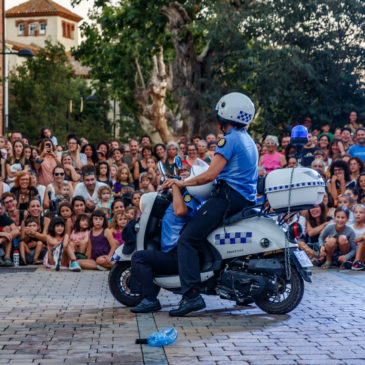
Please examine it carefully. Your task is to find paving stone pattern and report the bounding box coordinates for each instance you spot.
[0,267,364,364]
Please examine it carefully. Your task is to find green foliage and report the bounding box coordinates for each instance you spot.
[72,0,178,118]
[243,0,365,135]
[73,0,365,139]
[9,42,111,145]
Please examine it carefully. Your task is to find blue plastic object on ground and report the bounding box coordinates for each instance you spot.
[147,328,178,347]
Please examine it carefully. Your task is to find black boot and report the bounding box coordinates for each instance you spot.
[131,298,161,313]
[169,295,206,317]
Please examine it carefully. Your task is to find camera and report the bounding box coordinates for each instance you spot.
[46,143,51,148]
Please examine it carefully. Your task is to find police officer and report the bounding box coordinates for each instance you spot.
[129,164,201,313]
[162,92,258,316]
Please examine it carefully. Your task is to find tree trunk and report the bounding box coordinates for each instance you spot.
[161,2,217,138]
[149,50,170,143]
[134,49,176,144]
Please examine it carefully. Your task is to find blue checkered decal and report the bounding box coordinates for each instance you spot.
[236,111,252,124]
[110,253,121,262]
[215,232,252,245]
[111,246,124,261]
[265,180,325,193]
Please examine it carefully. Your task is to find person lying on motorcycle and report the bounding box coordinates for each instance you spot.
[130,163,202,313]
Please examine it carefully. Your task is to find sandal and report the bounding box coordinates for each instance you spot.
[34,260,43,265]
[312,255,325,267]
[3,258,14,267]
[321,261,331,269]
[339,261,352,270]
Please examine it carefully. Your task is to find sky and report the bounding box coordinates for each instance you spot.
[5,0,95,22]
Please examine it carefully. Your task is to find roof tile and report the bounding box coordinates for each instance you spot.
[6,0,83,22]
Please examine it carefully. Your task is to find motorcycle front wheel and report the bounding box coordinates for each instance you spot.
[254,267,304,314]
[108,262,142,307]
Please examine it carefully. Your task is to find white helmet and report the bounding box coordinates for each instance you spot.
[186,159,214,201]
[215,92,255,126]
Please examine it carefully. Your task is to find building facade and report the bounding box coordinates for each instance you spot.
[5,0,82,52]
[0,0,85,133]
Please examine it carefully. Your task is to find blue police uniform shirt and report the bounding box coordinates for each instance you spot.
[214,128,258,201]
[349,144,365,162]
[160,191,201,253]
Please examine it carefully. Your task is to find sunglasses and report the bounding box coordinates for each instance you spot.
[4,199,14,205]
[54,172,65,176]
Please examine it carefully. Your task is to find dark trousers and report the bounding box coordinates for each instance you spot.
[130,250,178,298]
[177,185,253,295]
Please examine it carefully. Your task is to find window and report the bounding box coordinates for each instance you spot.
[18,23,24,35]
[28,23,36,35]
[62,21,75,39]
[39,22,46,35]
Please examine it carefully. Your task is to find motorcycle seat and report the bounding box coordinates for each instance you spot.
[225,206,261,226]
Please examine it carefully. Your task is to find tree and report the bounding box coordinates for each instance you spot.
[72,0,365,139]
[9,41,111,144]
[242,0,365,134]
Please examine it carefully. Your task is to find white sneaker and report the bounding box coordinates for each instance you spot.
[97,265,108,271]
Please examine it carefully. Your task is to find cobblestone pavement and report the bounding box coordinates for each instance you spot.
[0,267,364,365]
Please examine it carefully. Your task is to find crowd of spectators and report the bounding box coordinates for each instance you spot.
[0,110,365,272]
[258,111,365,270]
[0,127,221,271]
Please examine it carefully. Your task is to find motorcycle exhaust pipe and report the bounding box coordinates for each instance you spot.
[234,259,284,276]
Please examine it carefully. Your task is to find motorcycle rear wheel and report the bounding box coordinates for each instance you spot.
[254,267,304,314]
[108,262,142,307]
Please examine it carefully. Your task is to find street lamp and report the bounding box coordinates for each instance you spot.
[1,48,34,133]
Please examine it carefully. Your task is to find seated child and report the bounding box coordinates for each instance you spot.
[349,204,365,238]
[350,204,365,270]
[97,185,113,214]
[100,207,112,226]
[45,216,81,272]
[337,194,354,222]
[318,206,356,269]
[125,206,138,221]
[78,209,118,270]
[58,201,73,235]
[131,191,142,217]
[139,172,155,193]
[111,212,128,246]
[55,182,71,204]
[113,167,134,197]
[19,216,45,265]
[69,214,90,260]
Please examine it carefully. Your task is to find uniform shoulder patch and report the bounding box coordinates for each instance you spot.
[217,138,226,147]
[184,194,192,203]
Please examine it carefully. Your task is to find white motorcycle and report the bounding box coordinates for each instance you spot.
[109,128,324,314]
